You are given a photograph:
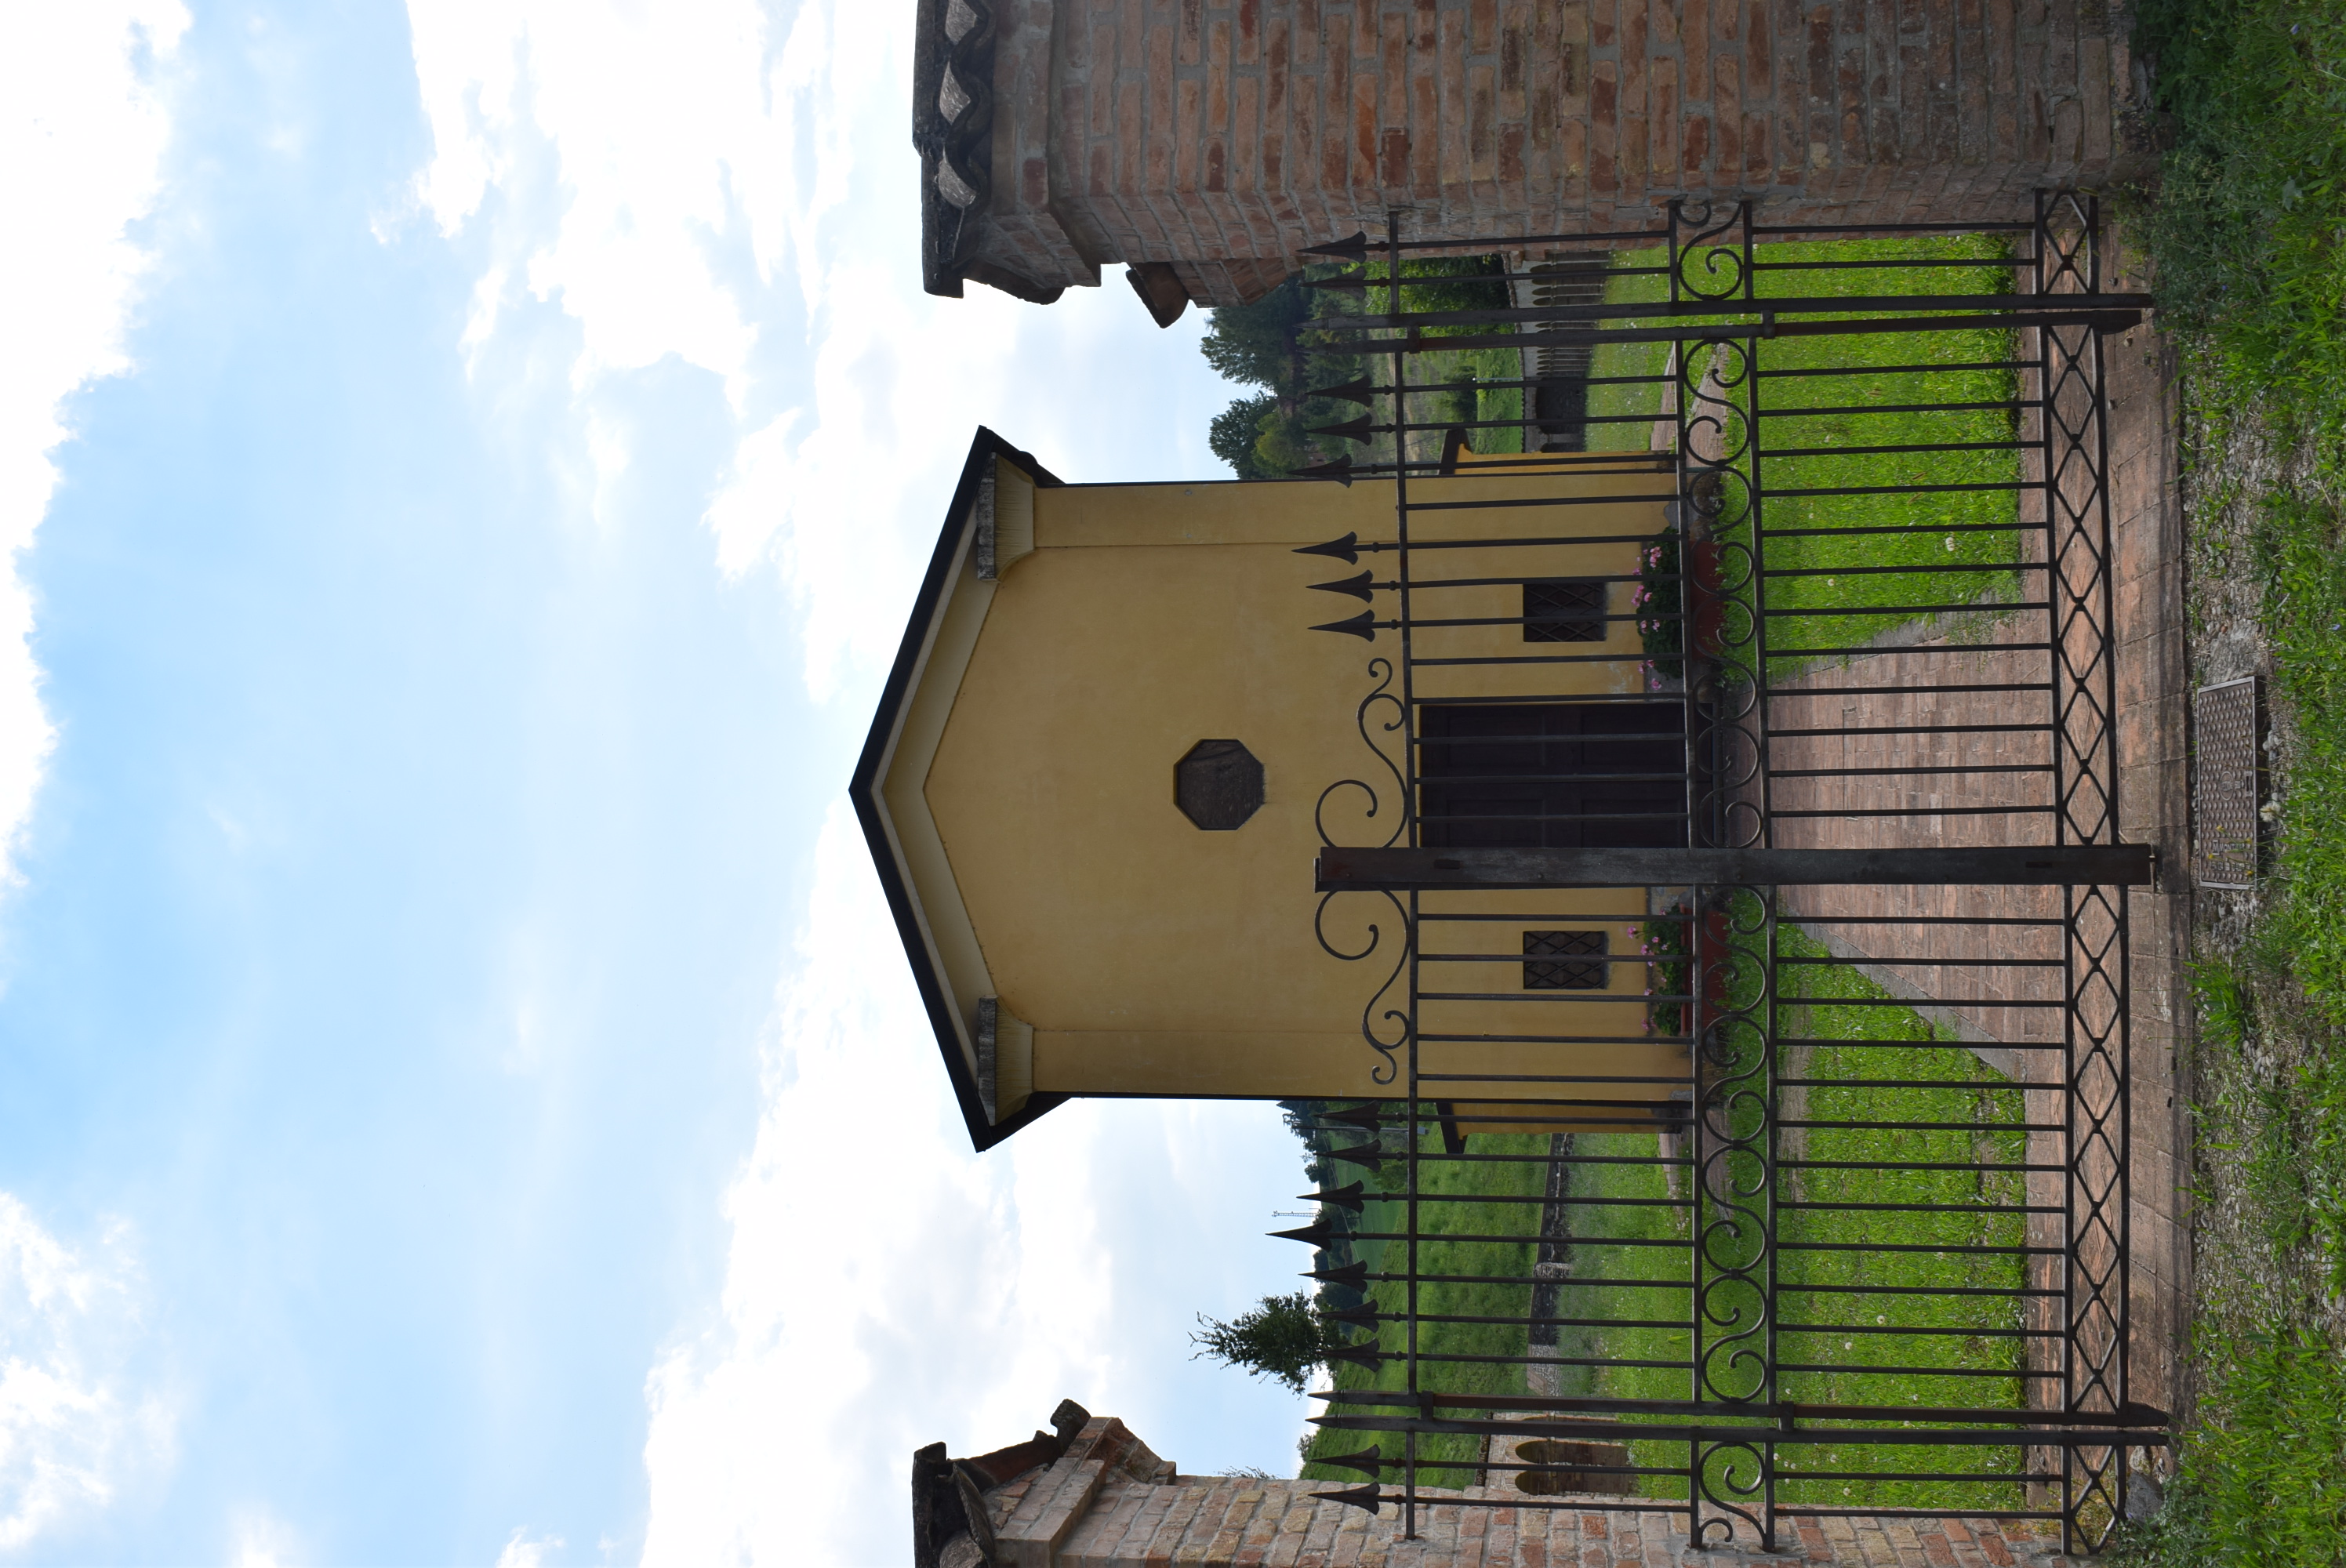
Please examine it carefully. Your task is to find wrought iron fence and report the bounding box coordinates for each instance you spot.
[1286,194,2160,1554]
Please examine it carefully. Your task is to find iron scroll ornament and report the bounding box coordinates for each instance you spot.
[1694,1438,1772,1551]
[1313,658,1412,1086]
[1686,887,1776,1548]
[1672,198,1752,303]
[1676,333,1765,850]
[1692,887,1774,1403]
[1313,657,1408,851]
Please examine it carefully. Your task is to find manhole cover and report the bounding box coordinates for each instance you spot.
[2194,677,2260,888]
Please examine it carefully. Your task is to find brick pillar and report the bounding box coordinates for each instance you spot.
[913,1400,2079,1566]
[915,0,2154,314]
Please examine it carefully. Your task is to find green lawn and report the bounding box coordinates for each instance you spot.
[1587,238,2026,661]
[1299,927,2032,1514]
[1396,344,1530,463]
[2112,1324,2346,1566]
[1766,924,2033,1514]
[1304,1131,1547,1486]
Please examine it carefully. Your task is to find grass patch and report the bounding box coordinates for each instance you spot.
[2108,1328,2346,1566]
[1767,924,2032,1513]
[1463,350,1527,455]
[2131,0,2346,1001]
[1302,1129,1546,1486]
[2250,490,2346,1011]
[1298,930,2030,1512]
[2185,953,2346,1317]
[2129,0,2346,442]
[2106,956,2346,1565]
[2198,968,2346,1298]
[2119,15,2346,1548]
[1588,239,2025,661]
[1394,343,1528,461]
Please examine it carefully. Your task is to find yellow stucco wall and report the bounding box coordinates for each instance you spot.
[900,461,1692,1120]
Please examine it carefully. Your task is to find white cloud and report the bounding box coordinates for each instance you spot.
[0,1196,169,1551]
[0,2,187,895]
[404,0,786,396]
[636,808,1306,1566]
[689,0,1033,699]
[496,1529,563,1568]
[636,804,1116,1566]
[399,0,1127,702]
[395,9,1294,1555]
[225,1507,303,1568]
[405,0,1251,717]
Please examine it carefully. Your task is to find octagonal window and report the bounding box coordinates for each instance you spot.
[1175,739,1264,831]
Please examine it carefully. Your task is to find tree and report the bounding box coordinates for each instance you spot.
[1389,252,1509,318]
[1200,270,1394,477]
[1249,406,1330,478]
[1191,1290,1338,1394]
[1197,258,1508,475]
[1278,1098,1328,1142]
[1199,277,1313,388]
[1209,394,1278,478]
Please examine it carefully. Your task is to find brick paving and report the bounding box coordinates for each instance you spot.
[966,1417,2088,1566]
[1767,615,2069,1054]
[1006,1470,2078,1566]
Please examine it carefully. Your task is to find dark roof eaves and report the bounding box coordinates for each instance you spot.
[850,427,1066,1153]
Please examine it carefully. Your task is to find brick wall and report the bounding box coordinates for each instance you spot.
[932,0,2152,309]
[919,1403,2080,1566]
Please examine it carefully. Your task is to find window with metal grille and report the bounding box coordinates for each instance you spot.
[1523,579,1606,642]
[1418,701,1689,850]
[1523,929,1607,990]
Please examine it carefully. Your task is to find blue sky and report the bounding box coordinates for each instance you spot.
[1,5,1312,1563]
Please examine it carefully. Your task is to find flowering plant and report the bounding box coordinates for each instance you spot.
[1639,904,1694,1039]
[1634,532,1684,684]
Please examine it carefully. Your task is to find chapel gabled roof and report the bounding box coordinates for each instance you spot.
[850,428,1066,1152]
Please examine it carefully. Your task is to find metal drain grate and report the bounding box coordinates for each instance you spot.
[2195,677,2261,888]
